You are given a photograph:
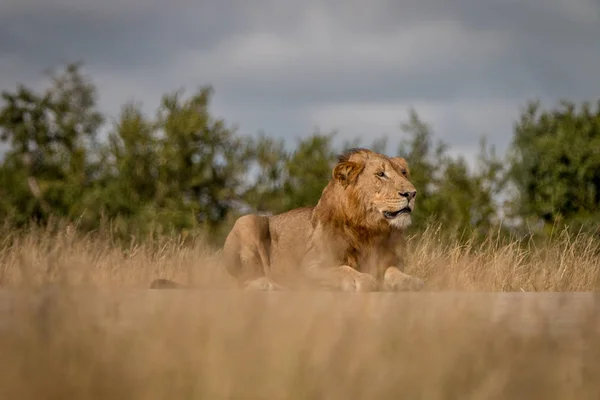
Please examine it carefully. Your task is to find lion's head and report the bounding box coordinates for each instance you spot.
[317,148,417,231]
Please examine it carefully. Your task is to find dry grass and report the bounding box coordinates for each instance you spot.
[1,221,599,291]
[1,221,600,398]
[408,224,600,292]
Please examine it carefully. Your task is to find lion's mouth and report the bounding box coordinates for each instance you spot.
[383,207,411,219]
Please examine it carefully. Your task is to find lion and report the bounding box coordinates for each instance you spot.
[150,147,424,292]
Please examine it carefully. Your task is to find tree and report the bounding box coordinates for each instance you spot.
[396,109,448,230]
[0,61,514,242]
[84,86,256,237]
[281,131,339,211]
[396,109,504,236]
[74,101,161,233]
[506,99,600,233]
[154,86,254,231]
[0,63,104,225]
[240,133,289,214]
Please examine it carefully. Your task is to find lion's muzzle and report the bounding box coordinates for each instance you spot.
[383,207,411,219]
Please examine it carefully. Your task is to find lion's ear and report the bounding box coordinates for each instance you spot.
[333,161,364,187]
[391,157,410,178]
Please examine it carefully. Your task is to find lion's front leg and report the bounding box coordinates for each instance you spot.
[383,267,424,292]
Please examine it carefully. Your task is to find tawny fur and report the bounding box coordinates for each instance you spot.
[150,148,425,292]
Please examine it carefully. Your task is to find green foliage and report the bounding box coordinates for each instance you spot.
[239,133,289,214]
[0,63,104,224]
[281,132,338,211]
[79,86,256,238]
[0,62,597,243]
[397,110,504,238]
[507,99,600,233]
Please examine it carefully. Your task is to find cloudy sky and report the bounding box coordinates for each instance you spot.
[1,0,599,165]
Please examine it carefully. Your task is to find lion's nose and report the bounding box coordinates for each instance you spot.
[399,190,417,200]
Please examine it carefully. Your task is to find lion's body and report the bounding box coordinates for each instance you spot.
[221,207,314,289]
[150,148,425,292]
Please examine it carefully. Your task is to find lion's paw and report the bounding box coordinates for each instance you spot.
[383,268,424,292]
[243,277,285,291]
[341,272,378,292]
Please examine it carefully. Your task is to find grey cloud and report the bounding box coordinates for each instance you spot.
[0,8,170,68]
[0,0,270,68]
[144,1,599,109]
[0,0,599,166]
[202,61,538,108]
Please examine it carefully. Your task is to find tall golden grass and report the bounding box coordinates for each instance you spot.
[2,221,599,291]
[1,221,600,398]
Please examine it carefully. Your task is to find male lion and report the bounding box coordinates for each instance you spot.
[150,148,424,292]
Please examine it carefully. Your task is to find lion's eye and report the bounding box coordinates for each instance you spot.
[401,169,407,175]
[376,171,386,178]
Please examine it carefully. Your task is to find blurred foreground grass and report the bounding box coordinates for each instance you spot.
[1,222,600,398]
[1,289,600,399]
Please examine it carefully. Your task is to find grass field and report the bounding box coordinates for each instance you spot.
[1,222,600,398]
